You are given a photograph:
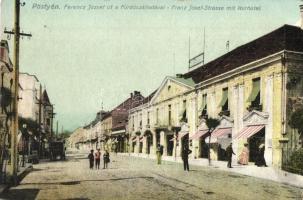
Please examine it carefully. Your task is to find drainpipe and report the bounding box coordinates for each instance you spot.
[281,52,287,167]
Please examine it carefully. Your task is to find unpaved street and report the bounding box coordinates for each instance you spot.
[1,152,302,200]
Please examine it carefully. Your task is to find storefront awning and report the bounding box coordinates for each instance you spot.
[132,137,137,142]
[204,128,231,144]
[234,125,264,139]
[178,131,188,140]
[189,129,208,140]
[139,137,144,142]
[212,128,232,138]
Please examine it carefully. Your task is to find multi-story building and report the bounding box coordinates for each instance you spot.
[18,73,40,121]
[127,23,303,169]
[183,24,303,167]
[0,40,14,182]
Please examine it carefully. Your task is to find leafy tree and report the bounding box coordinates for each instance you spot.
[289,107,303,147]
[206,117,220,165]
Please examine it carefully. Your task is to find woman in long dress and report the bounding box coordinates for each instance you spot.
[238,143,249,165]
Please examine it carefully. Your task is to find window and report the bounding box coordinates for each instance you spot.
[47,118,51,126]
[248,78,261,106]
[180,100,187,122]
[200,94,207,116]
[168,85,171,91]
[168,105,171,126]
[219,88,229,111]
[147,111,150,125]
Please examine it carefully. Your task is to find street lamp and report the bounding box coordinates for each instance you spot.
[21,124,27,167]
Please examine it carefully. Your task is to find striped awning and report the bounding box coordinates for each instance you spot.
[189,129,208,140]
[235,125,265,139]
[139,137,144,142]
[132,137,137,142]
[178,131,189,140]
[212,128,232,138]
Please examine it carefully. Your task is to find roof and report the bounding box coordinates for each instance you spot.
[42,90,51,105]
[143,89,157,104]
[169,76,195,87]
[184,25,303,84]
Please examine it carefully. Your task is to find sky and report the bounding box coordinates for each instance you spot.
[0,0,302,131]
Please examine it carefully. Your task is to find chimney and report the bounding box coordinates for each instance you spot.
[134,91,140,96]
[130,92,133,98]
[176,74,183,78]
[300,4,303,29]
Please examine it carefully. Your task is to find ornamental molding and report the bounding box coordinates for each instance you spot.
[180,122,189,133]
[218,115,234,128]
[197,118,208,130]
[243,110,269,126]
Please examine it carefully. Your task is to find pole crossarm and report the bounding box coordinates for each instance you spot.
[4,29,32,38]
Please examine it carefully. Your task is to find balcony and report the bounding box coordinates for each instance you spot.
[247,104,262,112]
[219,110,230,117]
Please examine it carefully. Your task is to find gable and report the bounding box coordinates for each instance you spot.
[243,110,269,126]
[151,77,193,104]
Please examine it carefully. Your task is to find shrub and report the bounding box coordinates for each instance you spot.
[284,149,303,175]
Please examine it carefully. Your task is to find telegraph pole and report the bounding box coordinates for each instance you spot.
[4,0,32,184]
[38,84,42,158]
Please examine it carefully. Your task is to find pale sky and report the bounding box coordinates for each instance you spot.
[0,0,301,131]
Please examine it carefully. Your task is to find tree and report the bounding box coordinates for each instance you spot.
[206,117,220,165]
[289,107,303,147]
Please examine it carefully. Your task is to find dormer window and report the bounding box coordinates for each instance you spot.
[168,85,171,92]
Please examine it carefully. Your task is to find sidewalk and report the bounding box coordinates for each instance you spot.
[0,163,33,194]
[119,153,303,189]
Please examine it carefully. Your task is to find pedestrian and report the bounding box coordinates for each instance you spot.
[255,143,267,167]
[181,144,192,171]
[226,143,235,168]
[88,149,94,169]
[156,144,162,165]
[103,150,110,169]
[238,143,249,165]
[95,149,101,169]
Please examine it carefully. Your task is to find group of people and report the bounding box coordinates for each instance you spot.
[90,142,267,171]
[237,142,267,167]
[88,149,110,169]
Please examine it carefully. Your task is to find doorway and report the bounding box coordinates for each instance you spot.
[248,128,265,162]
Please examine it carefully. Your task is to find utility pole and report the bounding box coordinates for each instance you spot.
[38,84,42,158]
[56,120,58,139]
[3,0,32,184]
[50,104,56,141]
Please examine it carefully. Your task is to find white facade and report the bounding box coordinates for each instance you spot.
[18,73,40,120]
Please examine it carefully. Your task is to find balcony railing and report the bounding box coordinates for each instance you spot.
[219,110,230,117]
[247,104,262,112]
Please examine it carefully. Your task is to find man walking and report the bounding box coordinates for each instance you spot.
[88,149,94,169]
[95,149,101,169]
[226,143,236,168]
[156,144,163,165]
[181,144,192,171]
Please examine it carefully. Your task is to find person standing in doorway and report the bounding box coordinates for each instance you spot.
[226,143,236,168]
[103,150,110,169]
[181,144,192,171]
[95,149,101,169]
[88,149,94,169]
[255,143,267,167]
